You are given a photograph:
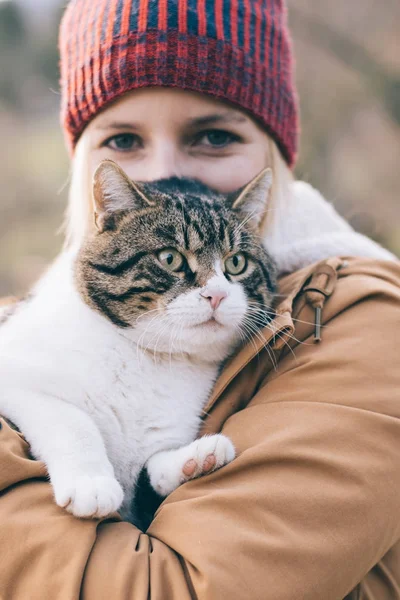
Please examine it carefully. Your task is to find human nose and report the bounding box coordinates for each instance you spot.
[200,287,228,310]
[142,138,184,181]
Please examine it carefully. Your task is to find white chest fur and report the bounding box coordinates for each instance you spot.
[0,254,221,517]
[75,340,218,491]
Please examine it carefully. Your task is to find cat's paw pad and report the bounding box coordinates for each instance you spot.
[53,474,124,518]
[147,434,235,497]
[180,434,236,482]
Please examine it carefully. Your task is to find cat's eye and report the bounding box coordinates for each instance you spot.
[225,253,247,275]
[157,248,185,272]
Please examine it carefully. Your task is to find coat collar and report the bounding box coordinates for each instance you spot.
[264,180,396,277]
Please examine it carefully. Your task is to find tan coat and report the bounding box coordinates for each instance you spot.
[0,256,400,600]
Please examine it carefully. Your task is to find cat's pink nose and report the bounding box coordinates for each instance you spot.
[200,289,227,310]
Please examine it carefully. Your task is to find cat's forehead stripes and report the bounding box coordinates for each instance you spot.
[174,196,234,252]
[148,194,235,260]
[185,253,199,273]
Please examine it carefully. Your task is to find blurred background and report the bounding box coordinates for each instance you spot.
[0,0,399,296]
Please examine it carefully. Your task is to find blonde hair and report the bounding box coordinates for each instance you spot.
[260,137,294,237]
[64,132,92,251]
[64,129,293,251]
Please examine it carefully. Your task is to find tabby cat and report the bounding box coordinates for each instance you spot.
[0,160,276,524]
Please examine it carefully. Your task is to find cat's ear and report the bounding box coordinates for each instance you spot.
[229,168,273,230]
[93,159,154,232]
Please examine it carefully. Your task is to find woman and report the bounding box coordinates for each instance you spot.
[0,0,399,598]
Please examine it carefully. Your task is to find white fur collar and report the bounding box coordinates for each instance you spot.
[264,180,397,276]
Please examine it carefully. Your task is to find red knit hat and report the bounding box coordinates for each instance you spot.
[59,0,299,166]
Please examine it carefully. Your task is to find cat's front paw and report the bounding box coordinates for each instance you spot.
[53,474,124,518]
[147,434,235,497]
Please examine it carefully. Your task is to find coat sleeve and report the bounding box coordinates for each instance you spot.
[1,272,400,600]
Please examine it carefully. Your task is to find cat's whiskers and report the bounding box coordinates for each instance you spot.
[135,308,168,358]
[231,208,258,238]
[246,301,321,329]
[239,322,273,368]
[239,316,278,369]
[134,306,164,323]
[136,314,168,362]
[167,319,177,368]
[156,313,187,362]
[248,312,315,349]
[151,320,167,363]
[265,323,298,362]
[143,306,190,364]
[148,314,175,361]
[168,311,189,358]
[246,309,304,360]
[243,313,278,350]
[232,205,280,240]
[233,322,248,352]
[163,313,178,366]
[176,316,187,360]
[167,315,185,368]
[244,307,300,358]
[136,312,171,363]
[136,310,164,345]
[238,315,269,357]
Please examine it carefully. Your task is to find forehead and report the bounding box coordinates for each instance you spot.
[90,87,251,132]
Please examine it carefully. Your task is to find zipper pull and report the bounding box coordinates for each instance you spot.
[314,306,322,343]
[303,260,341,343]
[304,289,324,342]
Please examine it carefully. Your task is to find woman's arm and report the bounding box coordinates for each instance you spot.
[1,264,400,600]
[0,420,193,600]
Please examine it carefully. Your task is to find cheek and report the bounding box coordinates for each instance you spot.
[166,288,204,318]
[89,149,141,180]
[218,283,248,318]
[90,149,108,178]
[191,149,269,194]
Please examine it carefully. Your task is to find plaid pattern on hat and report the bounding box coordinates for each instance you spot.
[59,0,299,166]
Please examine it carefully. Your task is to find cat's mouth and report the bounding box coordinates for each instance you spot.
[193,317,224,329]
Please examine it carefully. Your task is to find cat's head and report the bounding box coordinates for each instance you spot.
[76,160,277,362]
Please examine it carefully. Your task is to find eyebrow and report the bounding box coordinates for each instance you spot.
[186,113,248,128]
[94,121,141,131]
[94,112,247,131]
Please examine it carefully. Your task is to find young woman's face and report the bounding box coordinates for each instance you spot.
[87,88,271,193]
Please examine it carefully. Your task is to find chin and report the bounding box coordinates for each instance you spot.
[131,308,244,361]
[177,322,241,361]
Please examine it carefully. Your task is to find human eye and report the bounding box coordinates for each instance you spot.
[192,129,242,149]
[102,133,142,152]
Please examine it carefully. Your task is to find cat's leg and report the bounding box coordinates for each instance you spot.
[146,434,235,496]
[2,391,124,518]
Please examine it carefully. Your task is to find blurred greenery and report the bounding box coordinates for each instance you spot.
[0,0,399,297]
